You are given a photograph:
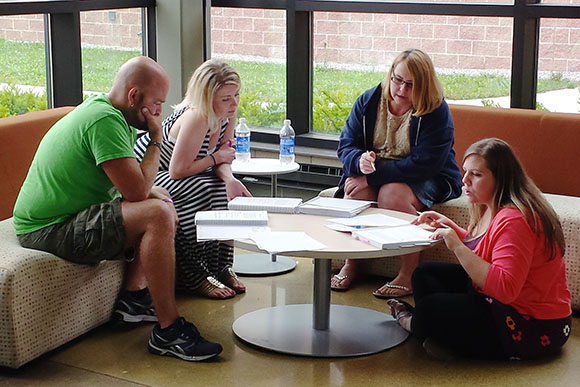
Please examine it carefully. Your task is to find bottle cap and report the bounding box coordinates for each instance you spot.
[284,119,291,125]
[239,118,246,124]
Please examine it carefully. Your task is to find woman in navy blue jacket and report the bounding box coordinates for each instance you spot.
[331,49,463,298]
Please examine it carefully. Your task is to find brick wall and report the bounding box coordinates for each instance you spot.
[2,6,580,75]
[0,9,142,50]
[211,7,580,76]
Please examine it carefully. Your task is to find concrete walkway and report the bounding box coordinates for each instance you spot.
[447,87,580,114]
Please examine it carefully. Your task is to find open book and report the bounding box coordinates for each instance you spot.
[297,197,374,218]
[351,224,437,249]
[227,197,303,214]
[194,210,268,226]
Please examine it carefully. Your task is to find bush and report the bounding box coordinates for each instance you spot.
[0,84,46,117]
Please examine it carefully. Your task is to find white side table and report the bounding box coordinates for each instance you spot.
[231,158,300,276]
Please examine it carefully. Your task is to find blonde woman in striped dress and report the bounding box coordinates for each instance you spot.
[134,59,251,299]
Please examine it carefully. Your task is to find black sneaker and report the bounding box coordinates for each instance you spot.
[148,317,223,361]
[113,289,158,323]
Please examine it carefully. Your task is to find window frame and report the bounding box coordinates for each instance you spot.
[212,0,580,150]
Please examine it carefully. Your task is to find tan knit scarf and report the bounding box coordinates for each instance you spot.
[373,78,412,160]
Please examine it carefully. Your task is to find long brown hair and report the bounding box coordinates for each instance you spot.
[465,138,565,259]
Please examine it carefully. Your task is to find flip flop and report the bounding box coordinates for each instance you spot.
[373,282,413,299]
[330,274,352,291]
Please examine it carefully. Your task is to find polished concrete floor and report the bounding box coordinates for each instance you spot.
[1,254,580,387]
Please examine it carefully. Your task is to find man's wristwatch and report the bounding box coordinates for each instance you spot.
[148,140,162,149]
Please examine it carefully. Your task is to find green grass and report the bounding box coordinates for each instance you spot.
[0,38,139,91]
[1,38,578,129]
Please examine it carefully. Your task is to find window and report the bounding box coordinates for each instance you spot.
[80,9,143,95]
[0,14,47,116]
[537,17,580,113]
[211,7,287,130]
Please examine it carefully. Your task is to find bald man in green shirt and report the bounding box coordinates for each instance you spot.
[13,56,222,362]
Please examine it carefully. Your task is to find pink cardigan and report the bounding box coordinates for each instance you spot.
[474,207,571,319]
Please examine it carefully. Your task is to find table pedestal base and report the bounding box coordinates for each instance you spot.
[232,304,408,357]
[233,253,297,276]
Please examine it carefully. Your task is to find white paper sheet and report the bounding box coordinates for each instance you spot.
[249,231,326,254]
[326,213,410,228]
[196,225,271,241]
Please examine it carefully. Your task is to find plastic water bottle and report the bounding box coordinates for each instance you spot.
[279,119,295,164]
[235,117,251,162]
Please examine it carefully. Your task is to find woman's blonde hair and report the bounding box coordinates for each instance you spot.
[175,59,241,133]
[386,49,443,116]
[465,138,565,259]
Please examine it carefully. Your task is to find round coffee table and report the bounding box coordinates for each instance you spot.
[232,208,436,357]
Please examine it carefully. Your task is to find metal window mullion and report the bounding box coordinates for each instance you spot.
[143,5,157,59]
[510,0,539,109]
[45,11,83,108]
[286,5,312,137]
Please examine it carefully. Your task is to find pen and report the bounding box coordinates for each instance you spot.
[366,150,376,171]
[416,211,450,229]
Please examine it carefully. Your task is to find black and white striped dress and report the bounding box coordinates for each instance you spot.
[134,106,233,292]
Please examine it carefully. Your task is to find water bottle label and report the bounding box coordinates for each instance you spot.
[280,137,294,156]
[236,136,250,153]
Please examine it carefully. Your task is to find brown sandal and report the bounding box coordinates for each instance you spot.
[194,276,235,299]
[219,267,246,294]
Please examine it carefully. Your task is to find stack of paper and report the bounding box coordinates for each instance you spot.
[194,210,268,226]
[195,210,270,241]
[298,197,374,218]
[227,197,303,213]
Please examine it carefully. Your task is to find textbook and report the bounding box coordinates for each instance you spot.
[227,197,303,214]
[351,224,437,249]
[194,210,269,226]
[297,197,374,218]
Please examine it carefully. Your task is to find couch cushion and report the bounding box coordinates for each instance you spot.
[0,218,125,368]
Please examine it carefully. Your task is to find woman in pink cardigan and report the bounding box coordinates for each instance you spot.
[388,137,571,360]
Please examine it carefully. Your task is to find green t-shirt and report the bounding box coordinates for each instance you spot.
[13,94,138,234]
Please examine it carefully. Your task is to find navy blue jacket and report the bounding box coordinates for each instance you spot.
[336,84,463,203]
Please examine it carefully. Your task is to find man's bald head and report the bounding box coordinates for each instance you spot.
[109,56,169,130]
[112,56,168,95]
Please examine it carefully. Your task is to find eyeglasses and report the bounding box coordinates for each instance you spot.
[391,74,413,89]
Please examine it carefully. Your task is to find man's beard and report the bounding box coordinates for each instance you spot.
[127,104,148,131]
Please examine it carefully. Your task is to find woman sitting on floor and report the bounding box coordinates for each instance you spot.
[388,137,571,360]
